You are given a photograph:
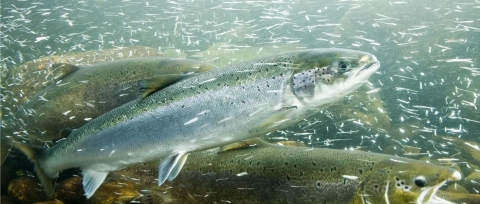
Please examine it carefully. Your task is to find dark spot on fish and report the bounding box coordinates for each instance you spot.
[397,183,401,187]
[395,177,399,181]
[181,105,185,108]
[401,181,405,185]
[405,186,409,190]
[359,169,363,174]
[299,171,304,176]
[374,185,378,188]
[242,100,245,103]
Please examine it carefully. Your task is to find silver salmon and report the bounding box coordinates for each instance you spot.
[116,139,462,204]
[15,48,380,199]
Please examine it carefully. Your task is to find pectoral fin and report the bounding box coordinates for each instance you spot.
[82,169,108,199]
[158,152,188,186]
[250,106,298,134]
[139,74,197,98]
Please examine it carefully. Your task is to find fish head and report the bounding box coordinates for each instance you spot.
[356,157,462,204]
[290,48,380,108]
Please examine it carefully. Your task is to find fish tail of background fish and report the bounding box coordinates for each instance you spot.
[13,142,54,197]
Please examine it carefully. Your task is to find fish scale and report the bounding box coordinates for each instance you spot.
[14,48,380,199]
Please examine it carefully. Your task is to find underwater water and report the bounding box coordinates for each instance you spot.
[1,0,479,203]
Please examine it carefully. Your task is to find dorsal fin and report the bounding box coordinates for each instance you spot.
[51,63,80,81]
[220,138,272,152]
[276,140,307,147]
[138,74,196,98]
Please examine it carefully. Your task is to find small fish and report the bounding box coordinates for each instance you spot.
[15,48,380,198]
[115,138,462,204]
[3,57,217,145]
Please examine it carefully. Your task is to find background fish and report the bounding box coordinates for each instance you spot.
[3,57,217,145]
[16,48,380,198]
[115,138,462,204]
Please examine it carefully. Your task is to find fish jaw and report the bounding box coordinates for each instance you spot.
[417,170,462,204]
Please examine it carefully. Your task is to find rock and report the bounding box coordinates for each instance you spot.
[8,176,45,204]
[88,180,140,204]
[53,177,85,204]
[33,200,64,204]
[0,196,15,204]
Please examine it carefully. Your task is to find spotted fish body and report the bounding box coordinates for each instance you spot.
[16,48,380,198]
[3,57,217,145]
[115,139,461,204]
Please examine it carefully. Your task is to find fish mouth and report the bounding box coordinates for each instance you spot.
[359,60,380,73]
[417,170,462,204]
[362,61,379,70]
[346,60,380,83]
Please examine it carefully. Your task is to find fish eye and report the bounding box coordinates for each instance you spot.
[414,176,427,187]
[338,61,350,72]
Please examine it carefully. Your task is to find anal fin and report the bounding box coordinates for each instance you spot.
[158,152,188,186]
[82,169,108,199]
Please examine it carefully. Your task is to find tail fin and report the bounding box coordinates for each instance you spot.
[13,142,54,197]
